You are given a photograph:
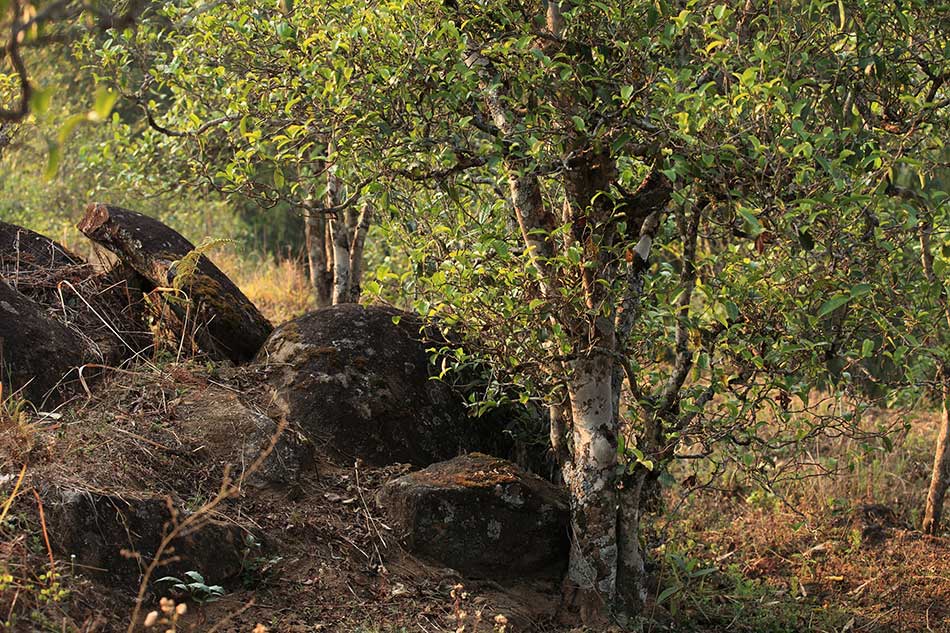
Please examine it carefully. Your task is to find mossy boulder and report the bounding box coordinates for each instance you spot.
[376,453,569,578]
[0,281,90,405]
[256,304,511,466]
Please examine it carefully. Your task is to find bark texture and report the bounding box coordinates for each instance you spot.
[302,174,371,306]
[304,206,332,308]
[562,353,620,621]
[918,212,950,534]
[78,203,272,363]
[923,382,950,535]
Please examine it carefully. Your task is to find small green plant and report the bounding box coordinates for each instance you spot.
[155,571,225,605]
[655,546,718,617]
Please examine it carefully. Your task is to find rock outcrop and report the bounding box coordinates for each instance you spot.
[44,486,247,584]
[257,304,510,466]
[0,280,90,404]
[78,203,272,363]
[376,453,569,577]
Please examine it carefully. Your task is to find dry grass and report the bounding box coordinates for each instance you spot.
[212,251,313,326]
[654,410,949,633]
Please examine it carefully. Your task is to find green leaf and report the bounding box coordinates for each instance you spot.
[724,301,739,322]
[737,207,763,237]
[43,140,62,180]
[29,86,55,116]
[817,294,849,318]
[657,585,680,604]
[570,115,586,132]
[861,339,874,358]
[89,88,119,122]
[57,113,87,145]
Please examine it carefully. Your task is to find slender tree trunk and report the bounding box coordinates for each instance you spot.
[346,201,373,303]
[923,378,950,535]
[562,351,620,622]
[617,468,648,609]
[918,213,950,534]
[304,205,332,308]
[329,211,351,305]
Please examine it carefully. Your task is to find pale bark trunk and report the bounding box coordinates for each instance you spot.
[346,201,373,303]
[562,352,619,620]
[304,206,332,308]
[918,213,950,534]
[617,469,648,610]
[923,380,950,535]
[329,212,351,305]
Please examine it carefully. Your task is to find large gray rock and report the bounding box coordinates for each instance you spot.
[44,486,247,584]
[256,305,511,466]
[376,453,570,578]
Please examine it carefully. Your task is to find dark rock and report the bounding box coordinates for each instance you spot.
[43,486,246,584]
[0,221,84,275]
[851,503,909,547]
[78,203,272,363]
[376,453,570,577]
[0,280,90,404]
[256,304,511,466]
[175,386,313,486]
[0,220,151,380]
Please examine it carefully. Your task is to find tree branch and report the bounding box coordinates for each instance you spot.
[0,0,32,123]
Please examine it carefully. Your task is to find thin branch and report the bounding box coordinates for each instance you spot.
[0,0,32,123]
[136,97,240,138]
[657,200,702,410]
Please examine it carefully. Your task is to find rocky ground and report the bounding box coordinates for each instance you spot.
[2,216,949,633]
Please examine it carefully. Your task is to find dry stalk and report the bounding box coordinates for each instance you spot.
[126,417,288,632]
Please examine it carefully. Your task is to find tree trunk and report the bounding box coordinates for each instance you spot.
[923,378,950,535]
[346,201,373,303]
[78,203,272,363]
[329,211,352,305]
[918,213,950,535]
[562,352,620,622]
[617,468,649,610]
[304,206,331,308]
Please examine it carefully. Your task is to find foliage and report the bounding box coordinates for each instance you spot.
[81,0,950,613]
[156,570,225,605]
[2,0,948,620]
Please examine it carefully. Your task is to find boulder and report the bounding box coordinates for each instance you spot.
[0,221,151,383]
[256,304,510,466]
[174,386,313,486]
[0,280,90,404]
[43,486,246,584]
[78,204,272,363]
[376,453,569,578]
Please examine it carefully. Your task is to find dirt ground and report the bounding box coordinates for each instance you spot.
[1,363,948,633]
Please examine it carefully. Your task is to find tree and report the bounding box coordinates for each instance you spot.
[90,2,383,306]
[93,0,949,621]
